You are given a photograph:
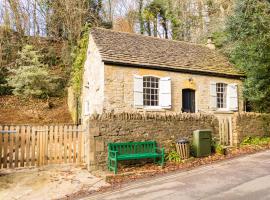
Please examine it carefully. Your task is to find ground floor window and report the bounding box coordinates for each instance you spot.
[143,76,159,106]
[216,83,227,109]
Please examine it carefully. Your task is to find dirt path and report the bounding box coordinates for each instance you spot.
[0,164,109,200]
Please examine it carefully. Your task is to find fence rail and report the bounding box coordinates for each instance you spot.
[0,125,85,169]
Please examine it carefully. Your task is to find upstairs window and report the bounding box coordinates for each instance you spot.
[143,76,159,106]
[216,83,227,109]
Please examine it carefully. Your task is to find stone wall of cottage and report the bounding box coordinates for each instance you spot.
[86,112,219,171]
[103,65,244,114]
[232,113,270,145]
[81,34,105,123]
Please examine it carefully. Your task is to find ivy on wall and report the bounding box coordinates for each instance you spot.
[71,26,90,96]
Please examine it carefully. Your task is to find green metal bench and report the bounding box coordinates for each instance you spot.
[108,141,165,174]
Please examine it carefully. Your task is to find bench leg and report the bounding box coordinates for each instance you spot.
[158,149,165,167]
[108,159,111,171]
[161,155,164,167]
[114,160,118,174]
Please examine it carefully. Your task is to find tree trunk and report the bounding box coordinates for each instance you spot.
[146,20,151,36]
[139,0,144,34]
[7,0,24,35]
[153,17,158,37]
[108,0,113,24]
[33,0,40,36]
[161,19,168,39]
[3,0,11,27]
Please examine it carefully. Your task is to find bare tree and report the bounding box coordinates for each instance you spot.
[7,0,24,35]
[138,0,144,34]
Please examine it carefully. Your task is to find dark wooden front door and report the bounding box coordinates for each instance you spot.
[182,89,195,113]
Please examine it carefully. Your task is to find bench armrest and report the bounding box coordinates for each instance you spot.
[154,147,165,154]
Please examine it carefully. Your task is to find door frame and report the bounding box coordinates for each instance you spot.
[182,89,196,113]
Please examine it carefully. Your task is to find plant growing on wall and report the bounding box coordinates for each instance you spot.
[71,26,90,95]
[241,136,270,146]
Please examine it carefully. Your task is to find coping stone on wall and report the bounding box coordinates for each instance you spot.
[89,112,217,122]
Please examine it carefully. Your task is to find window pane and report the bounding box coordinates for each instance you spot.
[143,76,160,106]
[216,83,227,108]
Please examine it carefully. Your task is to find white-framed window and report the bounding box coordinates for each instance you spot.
[143,76,159,106]
[134,75,171,109]
[216,83,227,109]
[210,82,238,111]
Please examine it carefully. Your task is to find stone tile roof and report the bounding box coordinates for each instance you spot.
[91,28,243,77]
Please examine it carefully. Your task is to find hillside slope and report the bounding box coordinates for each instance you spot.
[0,96,73,125]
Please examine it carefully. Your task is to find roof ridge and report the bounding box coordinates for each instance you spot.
[91,27,211,49]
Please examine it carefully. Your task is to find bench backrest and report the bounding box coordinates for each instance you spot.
[108,141,157,155]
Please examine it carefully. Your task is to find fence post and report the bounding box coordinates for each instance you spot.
[87,121,99,171]
[15,126,20,167]
[25,126,31,167]
[59,126,63,164]
[78,125,82,164]
[31,126,36,166]
[3,126,9,168]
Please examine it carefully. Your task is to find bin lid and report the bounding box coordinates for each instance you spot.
[177,139,190,144]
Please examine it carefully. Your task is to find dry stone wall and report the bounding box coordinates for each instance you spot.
[86,112,219,171]
[85,112,270,171]
[233,113,270,144]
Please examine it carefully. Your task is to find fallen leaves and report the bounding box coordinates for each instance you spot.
[106,144,270,185]
[59,144,270,200]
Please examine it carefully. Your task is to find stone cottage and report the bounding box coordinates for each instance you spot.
[82,28,244,121]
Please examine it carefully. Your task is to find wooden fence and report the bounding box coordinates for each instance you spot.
[218,116,232,146]
[0,125,85,169]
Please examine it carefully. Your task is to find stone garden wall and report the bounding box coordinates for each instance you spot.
[85,112,270,171]
[232,113,270,144]
[86,112,219,171]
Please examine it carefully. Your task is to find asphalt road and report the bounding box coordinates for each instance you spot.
[86,150,270,200]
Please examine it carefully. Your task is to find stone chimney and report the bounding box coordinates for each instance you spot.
[206,36,216,50]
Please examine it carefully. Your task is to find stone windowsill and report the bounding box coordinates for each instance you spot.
[136,107,170,112]
[213,110,235,114]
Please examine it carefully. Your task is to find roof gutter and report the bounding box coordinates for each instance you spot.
[103,60,245,80]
